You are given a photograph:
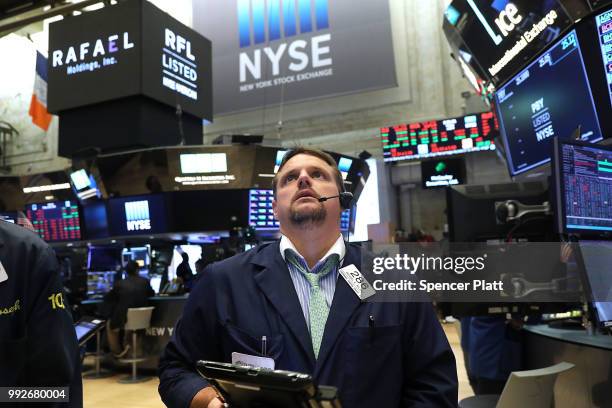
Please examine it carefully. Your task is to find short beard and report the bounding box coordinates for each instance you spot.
[289,202,327,228]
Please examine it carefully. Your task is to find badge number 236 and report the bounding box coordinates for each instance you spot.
[48,293,65,309]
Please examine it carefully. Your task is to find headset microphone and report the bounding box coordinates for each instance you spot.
[317,192,354,210]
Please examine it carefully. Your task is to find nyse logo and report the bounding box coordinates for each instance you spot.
[237,0,332,83]
[466,0,523,45]
[125,200,152,232]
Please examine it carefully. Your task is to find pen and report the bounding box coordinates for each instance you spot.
[261,335,267,356]
[368,315,375,344]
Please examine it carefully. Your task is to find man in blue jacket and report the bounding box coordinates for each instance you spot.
[0,219,82,407]
[158,148,458,408]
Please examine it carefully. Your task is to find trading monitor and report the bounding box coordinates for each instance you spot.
[552,138,612,237]
[248,189,351,231]
[495,30,603,176]
[88,246,122,271]
[381,111,497,162]
[25,200,82,242]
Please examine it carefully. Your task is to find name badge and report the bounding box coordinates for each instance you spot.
[0,261,7,284]
[231,352,275,370]
[339,264,376,301]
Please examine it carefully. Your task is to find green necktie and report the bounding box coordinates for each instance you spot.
[285,250,339,359]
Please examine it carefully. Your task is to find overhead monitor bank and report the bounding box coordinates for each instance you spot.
[443,0,584,86]
[495,30,603,176]
[47,0,212,120]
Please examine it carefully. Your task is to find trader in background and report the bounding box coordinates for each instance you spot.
[176,252,195,291]
[159,148,457,408]
[0,220,82,407]
[105,260,154,357]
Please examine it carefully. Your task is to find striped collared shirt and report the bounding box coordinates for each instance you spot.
[280,234,346,332]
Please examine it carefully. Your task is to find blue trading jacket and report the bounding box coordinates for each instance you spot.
[0,221,82,407]
[159,241,458,408]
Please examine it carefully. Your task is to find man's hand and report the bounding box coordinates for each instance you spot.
[190,387,225,408]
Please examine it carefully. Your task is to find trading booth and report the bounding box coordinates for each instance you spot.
[440,1,612,404]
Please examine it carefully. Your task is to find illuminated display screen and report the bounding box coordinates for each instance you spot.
[107,195,167,236]
[443,0,573,85]
[26,200,82,242]
[495,30,603,176]
[248,190,350,231]
[48,0,212,119]
[180,153,227,174]
[381,111,497,162]
[421,158,466,189]
[596,9,612,110]
[557,142,612,234]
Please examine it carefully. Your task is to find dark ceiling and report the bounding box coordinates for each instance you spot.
[0,1,57,21]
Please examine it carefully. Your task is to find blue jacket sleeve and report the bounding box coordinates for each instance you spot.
[28,246,82,407]
[158,264,222,408]
[401,302,458,407]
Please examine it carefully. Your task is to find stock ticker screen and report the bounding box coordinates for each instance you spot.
[380,112,497,162]
[248,190,350,231]
[596,9,612,110]
[26,200,82,242]
[495,30,603,176]
[560,143,612,233]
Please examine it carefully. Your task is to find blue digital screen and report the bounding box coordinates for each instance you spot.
[559,143,612,234]
[248,189,350,231]
[495,30,603,176]
[107,194,167,236]
[82,201,109,239]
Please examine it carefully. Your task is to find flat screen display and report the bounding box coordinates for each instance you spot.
[553,140,612,235]
[495,30,603,176]
[107,194,167,236]
[180,153,227,174]
[26,200,82,242]
[47,0,142,112]
[47,0,212,119]
[444,0,574,85]
[82,200,109,239]
[381,111,497,162]
[248,189,350,231]
[595,9,612,110]
[421,158,466,189]
[88,246,122,270]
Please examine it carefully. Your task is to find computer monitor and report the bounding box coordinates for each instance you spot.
[25,200,82,242]
[552,139,612,237]
[577,240,612,328]
[495,30,604,176]
[88,246,122,271]
[248,189,351,231]
[81,200,109,240]
[70,169,100,201]
[381,111,497,162]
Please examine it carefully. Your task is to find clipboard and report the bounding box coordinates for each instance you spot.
[196,360,342,408]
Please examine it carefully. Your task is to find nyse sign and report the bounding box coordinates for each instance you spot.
[237,0,333,93]
[194,0,397,114]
